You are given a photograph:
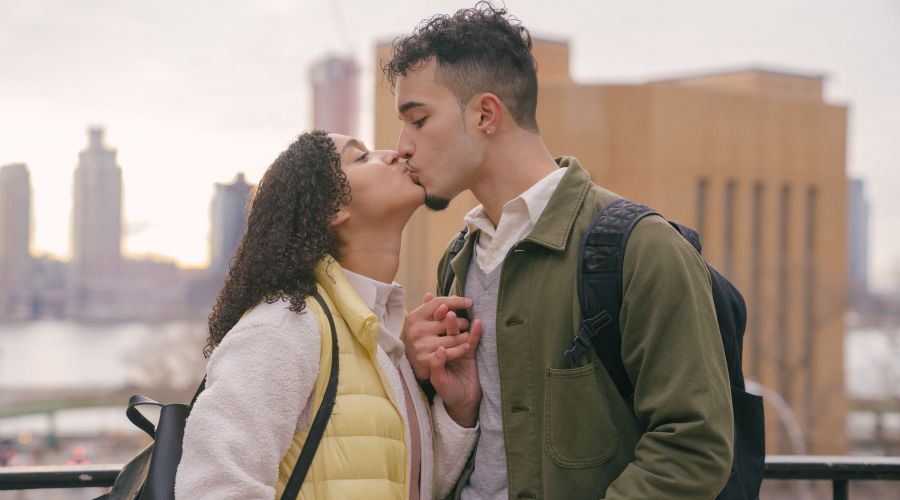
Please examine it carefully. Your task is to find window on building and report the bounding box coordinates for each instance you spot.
[696,177,708,241]
[803,185,817,422]
[750,182,764,378]
[724,180,736,278]
[777,184,791,405]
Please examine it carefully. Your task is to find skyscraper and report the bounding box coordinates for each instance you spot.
[848,178,870,300]
[72,126,122,274]
[0,163,32,317]
[68,126,123,318]
[209,173,253,277]
[310,56,359,136]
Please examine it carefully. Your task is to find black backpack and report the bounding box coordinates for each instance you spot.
[442,197,765,500]
[567,197,765,500]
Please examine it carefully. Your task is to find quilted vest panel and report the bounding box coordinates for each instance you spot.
[275,277,407,500]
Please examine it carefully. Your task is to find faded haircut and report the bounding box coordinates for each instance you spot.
[383,1,539,132]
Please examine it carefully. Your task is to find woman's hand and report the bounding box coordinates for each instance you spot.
[430,314,483,428]
[403,293,473,380]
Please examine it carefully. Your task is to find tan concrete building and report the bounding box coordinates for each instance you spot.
[374,40,848,454]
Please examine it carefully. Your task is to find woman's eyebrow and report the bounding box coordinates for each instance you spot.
[341,138,366,154]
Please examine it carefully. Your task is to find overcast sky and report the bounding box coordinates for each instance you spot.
[2,0,898,291]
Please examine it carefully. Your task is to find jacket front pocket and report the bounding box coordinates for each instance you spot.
[544,362,619,468]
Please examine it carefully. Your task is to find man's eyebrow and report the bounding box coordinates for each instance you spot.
[340,138,365,155]
[398,101,425,115]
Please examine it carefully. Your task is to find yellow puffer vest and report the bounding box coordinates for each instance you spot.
[274,257,408,500]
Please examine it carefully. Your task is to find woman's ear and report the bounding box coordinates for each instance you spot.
[329,209,350,228]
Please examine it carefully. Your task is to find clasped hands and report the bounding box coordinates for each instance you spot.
[403,293,482,428]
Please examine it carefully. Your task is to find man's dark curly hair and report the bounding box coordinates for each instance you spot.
[204,130,349,357]
[383,1,539,132]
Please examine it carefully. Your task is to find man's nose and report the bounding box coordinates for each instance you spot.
[397,131,414,159]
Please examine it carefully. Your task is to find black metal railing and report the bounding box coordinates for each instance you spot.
[0,463,119,490]
[764,455,900,500]
[1,455,899,498]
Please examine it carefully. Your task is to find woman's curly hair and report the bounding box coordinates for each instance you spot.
[204,131,349,357]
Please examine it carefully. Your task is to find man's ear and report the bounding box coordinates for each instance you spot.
[329,209,350,228]
[473,92,503,134]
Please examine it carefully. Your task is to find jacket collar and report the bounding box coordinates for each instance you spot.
[313,255,379,355]
[449,157,592,288]
[522,156,593,251]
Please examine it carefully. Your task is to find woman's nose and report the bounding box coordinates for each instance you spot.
[376,149,400,164]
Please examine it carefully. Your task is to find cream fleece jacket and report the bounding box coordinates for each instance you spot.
[176,281,477,499]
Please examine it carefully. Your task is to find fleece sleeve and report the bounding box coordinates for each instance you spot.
[432,395,480,499]
[175,309,321,500]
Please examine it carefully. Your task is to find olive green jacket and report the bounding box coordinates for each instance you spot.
[438,158,733,500]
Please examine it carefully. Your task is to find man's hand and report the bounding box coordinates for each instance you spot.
[430,315,483,428]
[403,293,473,380]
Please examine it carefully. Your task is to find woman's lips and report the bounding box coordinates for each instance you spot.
[403,163,421,185]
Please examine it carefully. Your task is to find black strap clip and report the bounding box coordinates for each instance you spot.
[564,310,614,365]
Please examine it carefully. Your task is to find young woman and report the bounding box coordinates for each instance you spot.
[176,131,482,499]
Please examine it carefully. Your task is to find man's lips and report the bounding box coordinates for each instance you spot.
[403,162,421,185]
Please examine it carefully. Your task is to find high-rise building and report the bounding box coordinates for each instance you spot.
[68,126,123,318]
[0,163,32,317]
[847,178,869,301]
[71,126,122,274]
[310,56,359,136]
[209,173,253,277]
[375,40,849,454]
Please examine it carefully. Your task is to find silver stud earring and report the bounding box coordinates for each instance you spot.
[486,128,493,135]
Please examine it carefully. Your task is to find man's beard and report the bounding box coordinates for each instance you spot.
[424,194,451,211]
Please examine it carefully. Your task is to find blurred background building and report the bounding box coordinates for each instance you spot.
[0,163,32,319]
[67,127,124,319]
[209,172,253,278]
[190,172,255,311]
[376,39,849,455]
[311,55,360,137]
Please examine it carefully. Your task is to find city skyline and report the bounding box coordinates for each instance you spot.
[1,0,898,291]
[2,129,252,269]
[0,127,248,321]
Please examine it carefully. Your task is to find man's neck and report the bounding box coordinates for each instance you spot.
[470,133,558,226]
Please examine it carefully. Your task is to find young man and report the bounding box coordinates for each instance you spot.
[389,3,734,499]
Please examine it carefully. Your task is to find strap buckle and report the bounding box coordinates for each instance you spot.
[564,335,591,365]
[563,310,614,365]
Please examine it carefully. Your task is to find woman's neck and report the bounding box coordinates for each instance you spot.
[335,223,404,284]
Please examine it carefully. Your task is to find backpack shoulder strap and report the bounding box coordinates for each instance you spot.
[568,198,658,400]
[281,291,339,499]
[439,226,469,297]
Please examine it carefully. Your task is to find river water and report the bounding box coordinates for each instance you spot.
[0,321,897,440]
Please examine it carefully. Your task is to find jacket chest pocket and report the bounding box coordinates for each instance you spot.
[544,362,619,468]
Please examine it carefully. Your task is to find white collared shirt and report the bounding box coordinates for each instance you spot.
[463,167,566,274]
[341,268,407,366]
